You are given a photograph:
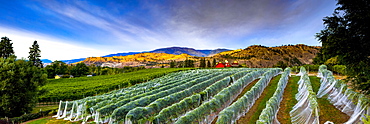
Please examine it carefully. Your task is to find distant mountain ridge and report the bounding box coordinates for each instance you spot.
[150,47,230,57]
[41,47,230,63]
[42,44,321,68]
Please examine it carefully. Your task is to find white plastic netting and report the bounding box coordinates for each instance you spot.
[256,68,291,124]
[317,65,370,124]
[215,69,282,124]
[289,67,320,124]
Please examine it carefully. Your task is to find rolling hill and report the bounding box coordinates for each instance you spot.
[150,47,230,57]
[213,44,321,68]
[75,44,320,68]
[81,52,193,67]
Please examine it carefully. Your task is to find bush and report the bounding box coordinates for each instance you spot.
[292,65,320,73]
[332,65,346,75]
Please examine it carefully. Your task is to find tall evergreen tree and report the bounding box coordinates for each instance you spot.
[0,37,15,58]
[199,58,206,68]
[207,60,211,68]
[170,61,176,68]
[212,58,217,67]
[184,58,194,68]
[28,40,43,68]
[315,0,370,94]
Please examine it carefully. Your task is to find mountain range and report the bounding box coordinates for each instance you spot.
[41,47,231,64]
[42,44,321,68]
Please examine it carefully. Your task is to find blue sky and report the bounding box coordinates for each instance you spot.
[0,0,337,60]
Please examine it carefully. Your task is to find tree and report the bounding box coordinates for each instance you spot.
[70,63,89,77]
[184,58,194,68]
[212,58,217,67]
[324,56,339,66]
[273,61,287,69]
[207,60,211,68]
[44,61,68,78]
[170,61,176,68]
[0,57,47,117]
[199,58,206,68]
[28,40,43,68]
[315,0,370,94]
[0,37,15,58]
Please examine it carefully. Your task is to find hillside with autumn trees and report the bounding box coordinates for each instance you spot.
[75,44,320,68]
[213,44,320,68]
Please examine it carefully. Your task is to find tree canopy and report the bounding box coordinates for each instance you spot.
[44,60,68,78]
[0,37,47,117]
[70,62,89,77]
[315,0,370,94]
[0,37,15,58]
[0,58,47,117]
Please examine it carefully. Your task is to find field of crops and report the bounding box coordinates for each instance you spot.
[50,66,370,124]
[39,68,192,102]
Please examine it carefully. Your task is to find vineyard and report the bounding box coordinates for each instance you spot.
[50,66,370,124]
[39,68,192,102]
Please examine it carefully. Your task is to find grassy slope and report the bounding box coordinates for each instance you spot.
[31,105,58,114]
[39,68,192,102]
[24,117,80,124]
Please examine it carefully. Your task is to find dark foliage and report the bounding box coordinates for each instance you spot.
[315,0,370,94]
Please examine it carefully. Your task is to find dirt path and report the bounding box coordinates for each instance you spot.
[236,75,281,124]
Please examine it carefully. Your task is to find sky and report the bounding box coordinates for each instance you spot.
[0,0,338,61]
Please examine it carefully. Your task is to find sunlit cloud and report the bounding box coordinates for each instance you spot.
[0,0,337,60]
[0,26,111,61]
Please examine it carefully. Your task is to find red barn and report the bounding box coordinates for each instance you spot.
[215,62,225,68]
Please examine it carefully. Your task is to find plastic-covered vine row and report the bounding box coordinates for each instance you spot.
[317,65,370,124]
[215,68,282,124]
[289,67,319,124]
[256,67,291,124]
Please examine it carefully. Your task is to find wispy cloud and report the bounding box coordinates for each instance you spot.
[0,0,337,60]
[0,26,111,61]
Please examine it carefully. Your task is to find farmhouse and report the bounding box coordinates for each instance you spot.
[55,75,63,79]
[215,60,238,68]
[215,62,225,68]
[231,61,239,67]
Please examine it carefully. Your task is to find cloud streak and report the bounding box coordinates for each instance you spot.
[0,0,337,60]
[0,26,111,61]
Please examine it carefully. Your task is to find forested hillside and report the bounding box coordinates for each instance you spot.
[213,44,320,68]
